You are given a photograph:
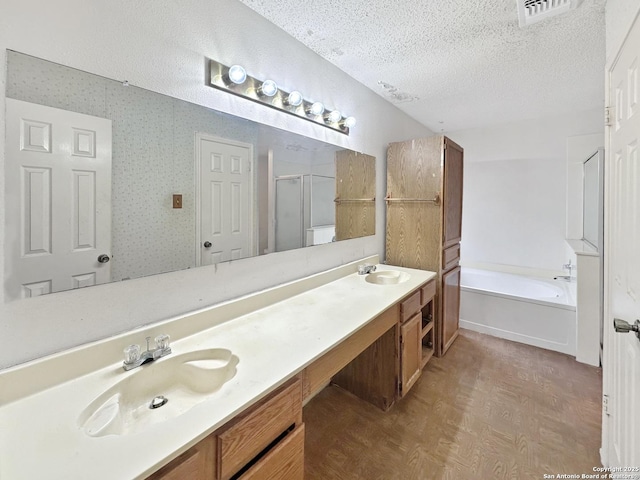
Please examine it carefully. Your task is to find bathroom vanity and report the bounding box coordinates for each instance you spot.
[0,257,435,480]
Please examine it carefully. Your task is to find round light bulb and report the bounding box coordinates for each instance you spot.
[343,116,357,128]
[326,110,342,123]
[286,91,303,106]
[259,79,278,97]
[307,102,325,116]
[227,65,247,85]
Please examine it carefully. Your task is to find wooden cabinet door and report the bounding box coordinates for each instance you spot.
[441,266,461,355]
[442,138,463,248]
[147,435,216,480]
[400,312,422,397]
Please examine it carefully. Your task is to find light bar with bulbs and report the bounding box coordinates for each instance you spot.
[207,59,356,135]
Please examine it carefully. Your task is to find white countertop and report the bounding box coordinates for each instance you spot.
[0,258,435,480]
[566,238,600,257]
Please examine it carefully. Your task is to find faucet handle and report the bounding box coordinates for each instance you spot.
[358,263,376,275]
[155,334,170,350]
[123,344,140,365]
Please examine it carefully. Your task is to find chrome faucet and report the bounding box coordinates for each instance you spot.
[123,334,172,371]
[358,263,377,275]
[554,260,574,281]
[563,259,574,277]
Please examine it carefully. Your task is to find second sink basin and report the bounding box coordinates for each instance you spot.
[365,270,410,285]
[79,348,239,437]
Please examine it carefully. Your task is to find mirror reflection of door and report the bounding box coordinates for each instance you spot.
[5,99,112,301]
[196,134,253,266]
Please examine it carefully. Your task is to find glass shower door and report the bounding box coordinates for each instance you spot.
[275,176,303,252]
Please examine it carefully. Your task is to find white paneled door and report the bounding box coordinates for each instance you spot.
[5,99,112,301]
[603,12,640,468]
[197,134,253,266]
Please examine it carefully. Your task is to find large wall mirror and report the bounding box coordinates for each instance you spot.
[3,51,375,301]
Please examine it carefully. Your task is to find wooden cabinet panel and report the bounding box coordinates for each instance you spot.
[386,135,463,359]
[147,434,216,480]
[332,324,398,411]
[239,424,305,480]
[385,203,441,272]
[441,266,461,354]
[302,305,398,400]
[442,244,460,271]
[420,279,436,306]
[443,139,464,248]
[400,290,421,322]
[387,136,442,199]
[400,312,422,397]
[335,150,376,241]
[218,379,301,480]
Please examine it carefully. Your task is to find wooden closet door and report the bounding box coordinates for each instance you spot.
[441,266,461,354]
[335,150,376,241]
[386,137,443,272]
[442,138,463,248]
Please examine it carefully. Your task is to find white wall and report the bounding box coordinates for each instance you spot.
[449,109,603,274]
[0,0,432,368]
[605,0,640,63]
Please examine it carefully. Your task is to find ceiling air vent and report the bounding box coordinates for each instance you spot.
[517,0,579,27]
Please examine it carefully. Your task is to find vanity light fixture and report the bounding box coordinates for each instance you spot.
[207,58,354,134]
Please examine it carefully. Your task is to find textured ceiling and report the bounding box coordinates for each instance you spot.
[238,0,606,132]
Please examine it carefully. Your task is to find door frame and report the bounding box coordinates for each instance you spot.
[194,133,256,267]
[601,5,640,466]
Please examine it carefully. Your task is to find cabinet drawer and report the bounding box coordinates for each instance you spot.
[239,424,305,480]
[147,434,216,480]
[443,244,460,271]
[218,379,301,480]
[420,280,436,306]
[400,290,421,323]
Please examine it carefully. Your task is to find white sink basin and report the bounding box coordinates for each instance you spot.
[365,270,410,285]
[78,348,239,437]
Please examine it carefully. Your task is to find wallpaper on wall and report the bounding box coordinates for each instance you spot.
[6,51,259,281]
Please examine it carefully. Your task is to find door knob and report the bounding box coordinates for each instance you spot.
[613,318,640,340]
[97,254,110,264]
[203,241,212,248]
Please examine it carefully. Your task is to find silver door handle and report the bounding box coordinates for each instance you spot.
[97,254,110,264]
[203,241,212,248]
[613,318,640,339]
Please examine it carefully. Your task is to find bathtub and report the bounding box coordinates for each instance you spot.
[459,268,577,355]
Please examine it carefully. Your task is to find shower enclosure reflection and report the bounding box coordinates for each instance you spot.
[274,174,335,252]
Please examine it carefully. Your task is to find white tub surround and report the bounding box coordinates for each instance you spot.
[460,268,577,355]
[0,257,435,480]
